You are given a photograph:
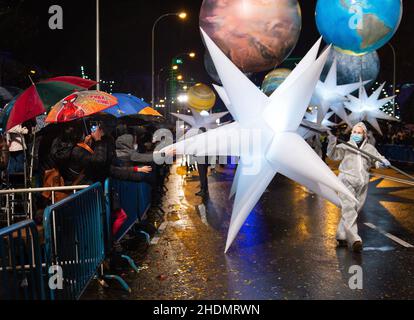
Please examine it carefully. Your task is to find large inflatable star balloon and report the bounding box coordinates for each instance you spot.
[211,86,337,198]
[302,109,337,140]
[311,59,369,126]
[163,29,356,252]
[171,108,228,131]
[346,82,398,135]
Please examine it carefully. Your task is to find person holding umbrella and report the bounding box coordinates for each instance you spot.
[327,122,391,253]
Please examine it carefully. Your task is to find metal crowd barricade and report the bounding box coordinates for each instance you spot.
[380,144,414,164]
[0,185,89,226]
[43,183,106,300]
[106,178,151,242]
[0,220,45,300]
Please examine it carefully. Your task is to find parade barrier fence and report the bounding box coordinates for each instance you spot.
[106,178,152,242]
[0,185,89,226]
[0,178,154,299]
[380,144,414,164]
[43,183,106,300]
[0,220,45,300]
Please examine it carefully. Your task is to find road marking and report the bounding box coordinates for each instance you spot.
[371,173,414,187]
[197,204,209,226]
[364,222,414,248]
[150,222,169,245]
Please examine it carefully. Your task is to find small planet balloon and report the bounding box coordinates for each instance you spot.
[321,47,380,85]
[261,68,292,96]
[187,83,216,112]
[200,0,302,73]
[315,0,402,55]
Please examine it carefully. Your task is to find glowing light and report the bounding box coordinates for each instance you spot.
[177,94,188,103]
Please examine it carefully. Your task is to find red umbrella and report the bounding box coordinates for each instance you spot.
[6,76,96,131]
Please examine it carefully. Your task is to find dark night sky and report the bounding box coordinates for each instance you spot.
[0,0,413,101]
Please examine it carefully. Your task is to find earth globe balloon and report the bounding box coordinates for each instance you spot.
[187,83,216,112]
[261,68,292,96]
[200,0,302,73]
[321,47,380,85]
[315,0,402,55]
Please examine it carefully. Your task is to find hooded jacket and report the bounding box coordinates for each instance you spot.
[115,134,153,164]
[327,137,386,185]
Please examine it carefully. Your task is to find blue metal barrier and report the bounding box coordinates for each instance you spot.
[0,220,45,300]
[137,182,152,221]
[43,183,105,300]
[380,145,414,164]
[108,179,152,242]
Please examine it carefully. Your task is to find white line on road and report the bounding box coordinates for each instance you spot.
[371,173,414,187]
[150,222,169,245]
[197,204,209,226]
[364,222,414,248]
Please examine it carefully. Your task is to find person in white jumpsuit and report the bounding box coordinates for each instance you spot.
[327,122,391,252]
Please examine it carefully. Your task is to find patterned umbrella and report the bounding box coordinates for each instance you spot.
[46,90,118,123]
[5,76,96,130]
[104,93,162,117]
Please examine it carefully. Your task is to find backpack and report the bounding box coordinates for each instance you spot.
[42,142,94,202]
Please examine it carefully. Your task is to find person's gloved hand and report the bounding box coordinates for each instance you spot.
[381,159,391,168]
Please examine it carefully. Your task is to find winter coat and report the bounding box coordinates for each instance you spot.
[115,134,154,164]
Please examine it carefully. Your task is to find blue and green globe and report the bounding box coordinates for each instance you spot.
[261,68,292,96]
[315,0,402,55]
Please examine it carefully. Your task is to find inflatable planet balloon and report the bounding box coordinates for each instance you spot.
[321,47,380,85]
[200,0,302,73]
[187,83,216,112]
[316,0,402,55]
[204,51,254,84]
[261,68,292,96]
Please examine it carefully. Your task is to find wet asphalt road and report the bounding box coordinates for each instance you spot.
[84,162,414,300]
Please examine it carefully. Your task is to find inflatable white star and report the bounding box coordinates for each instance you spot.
[311,59,369,126]
[171,108,228,131]
[163,29,356,252]
[305,110,335,128]
[346,82,398,135]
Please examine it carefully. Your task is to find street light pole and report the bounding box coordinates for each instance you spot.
[96,0,100,91]
[388,43,397,117]
[152,12,187,107]
[166,52,196,118]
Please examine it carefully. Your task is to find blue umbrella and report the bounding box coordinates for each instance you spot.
[104,93,150,118]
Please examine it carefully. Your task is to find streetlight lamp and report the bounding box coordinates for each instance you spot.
[172,52,196,64]
[152,11,187,107]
